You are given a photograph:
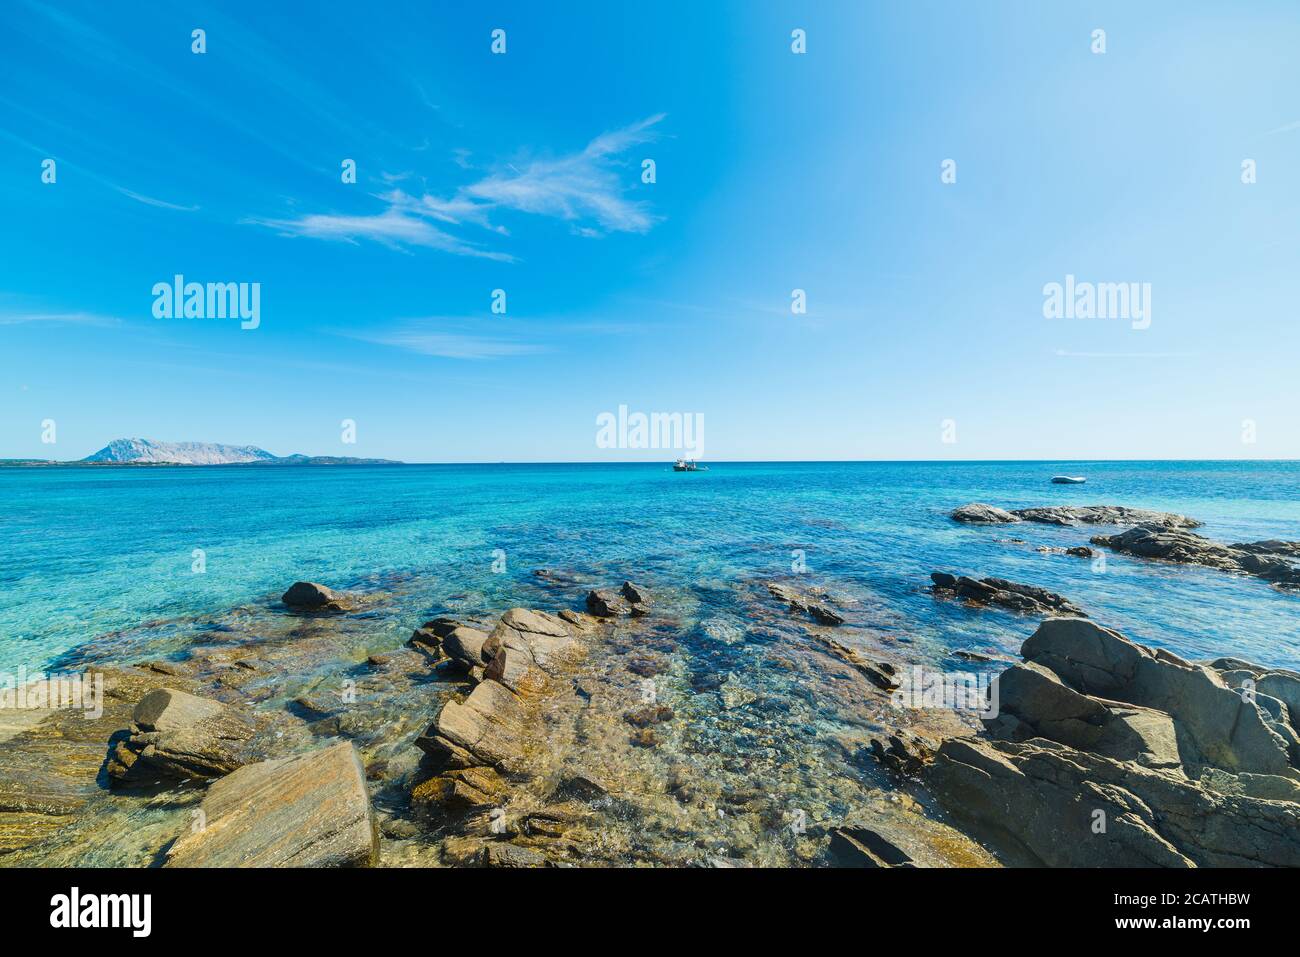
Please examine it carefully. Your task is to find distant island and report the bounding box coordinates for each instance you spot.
[1,438,401,467]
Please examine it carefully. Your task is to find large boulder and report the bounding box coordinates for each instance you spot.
[442,626,492,667]
[165,741,377,867]
[481,608,580,694]
[992,662,1181,768]
[107,689,256,784]
[415,676,527,771]
[927,616,1300,867]
[281,581,351,611]
[1022,618,1293,775]
[928,736,1300,867]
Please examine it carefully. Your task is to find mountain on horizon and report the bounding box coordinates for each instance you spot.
[78,438,398,466]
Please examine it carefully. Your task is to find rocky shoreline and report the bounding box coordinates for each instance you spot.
[1,501,1296,867]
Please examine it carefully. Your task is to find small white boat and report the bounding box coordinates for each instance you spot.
[1051,475,1086,484]
[673,458,707,472]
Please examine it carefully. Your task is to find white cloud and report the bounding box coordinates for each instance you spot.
[461,113,665,234]
[348,319,545,359]
[249,115,664,256]
[245,206,514,261]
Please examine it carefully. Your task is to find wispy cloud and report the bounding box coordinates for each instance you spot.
[0,311,122,327]
[461,113,665,234]
[1264,119,1300,135]
[344,318,546,359]
[244,207,514,261]
[250,114,665,256]
[115,187,199,212]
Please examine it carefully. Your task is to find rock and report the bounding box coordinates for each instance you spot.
[719,674,759,710]
[1092,526,1300,589]
[442,626,491,667]
[624,704,674,728]
[931,573,1086,617]
[280,581,350,612]
[412,766,509,814]
[950,504,1019,524]
[165,741,378,867]
[767,582,845,626]
[1066,546,1095,558]
[627,656,668,677]
[558,608,594,628]
[1011,506,1201,529]
[107,688,256,785]
[549,773,609,803]
[928,736,1300,867]
[481,608,581,694]
[812,635,899,691]
[422,617,466,638]
[416,678,527,770]
[407,628,441,650]
[586,589,631,617]
[1231,540,1300,558]
[1022,618,1292,775]
[926,615,1300,867]
[828,797,998,868]
[620,581,650,605]
[868,734,931,776]
[993,662,1182,768]
[482,843,549,868]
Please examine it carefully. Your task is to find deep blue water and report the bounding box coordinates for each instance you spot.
[2,460,1299,672]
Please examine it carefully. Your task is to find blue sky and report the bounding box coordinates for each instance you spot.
[3,0,1299,462]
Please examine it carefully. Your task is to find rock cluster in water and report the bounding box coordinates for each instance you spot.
[951,503,1200,528]
[1092,526,1300,589]
[930,572,1087,618]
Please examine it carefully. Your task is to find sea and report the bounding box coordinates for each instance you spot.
[3,460,1299,674]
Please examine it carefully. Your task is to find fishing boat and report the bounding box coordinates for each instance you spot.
[1051,475,1086,484]
[673,458,707,472]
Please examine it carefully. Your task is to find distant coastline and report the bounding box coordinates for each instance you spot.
[0,437,401,468]
[0,457,403,468]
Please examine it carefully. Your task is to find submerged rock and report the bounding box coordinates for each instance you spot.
[767,582,845,626]
[930,572,1086,618]
[586,582,651,618]
[1092,526,1300,589]
[166,741,378,867]
[107,688,257,785]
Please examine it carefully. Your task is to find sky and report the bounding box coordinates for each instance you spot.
[2,0,1300,462]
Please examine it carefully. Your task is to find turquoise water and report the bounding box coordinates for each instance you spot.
[2,460,1299,672]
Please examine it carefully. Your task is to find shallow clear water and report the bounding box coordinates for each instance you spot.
[3,460,1299,673]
